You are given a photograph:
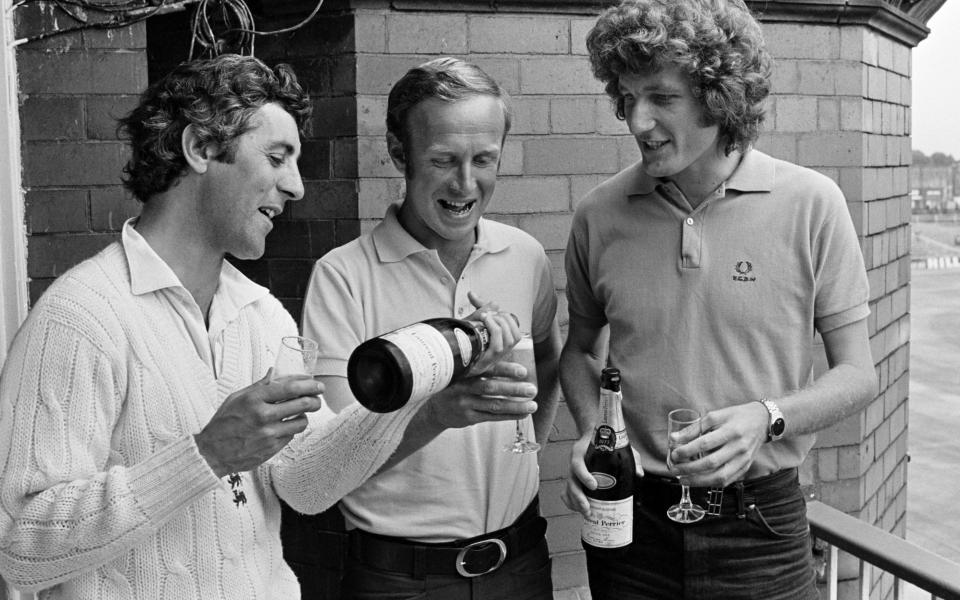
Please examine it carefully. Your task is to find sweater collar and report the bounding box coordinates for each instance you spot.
[122,218,270,315]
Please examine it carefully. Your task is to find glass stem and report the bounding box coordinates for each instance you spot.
[679,484,694,508]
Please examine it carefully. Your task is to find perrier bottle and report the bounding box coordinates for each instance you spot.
[581,366,636,551]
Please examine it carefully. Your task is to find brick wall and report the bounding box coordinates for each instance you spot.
[10,1,932,599]
[14,3,146,304]
[756,20,915,600]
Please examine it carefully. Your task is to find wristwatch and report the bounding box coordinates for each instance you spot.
[759,398,785,442]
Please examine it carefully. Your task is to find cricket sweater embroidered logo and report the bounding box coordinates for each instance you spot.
[732,261,756,282]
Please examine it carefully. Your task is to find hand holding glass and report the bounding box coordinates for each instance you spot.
[666,408,706,523]
[502,333,540,454]
[269,336,320,466]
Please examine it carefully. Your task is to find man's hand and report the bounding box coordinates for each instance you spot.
[561,430,644,517]
[194,370,325,477]
[423,360,537,430]
[463,291,522,376]
[561,431,595,517]
[668,401,769,487]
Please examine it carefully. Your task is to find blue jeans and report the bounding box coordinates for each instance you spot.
[341,539,553,600]
[586,469,819,600]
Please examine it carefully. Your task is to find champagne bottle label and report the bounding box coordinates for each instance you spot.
[582,497,633,548]
[382,323,455,400]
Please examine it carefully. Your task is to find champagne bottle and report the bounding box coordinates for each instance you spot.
[347,318,489,413]
[581,366,636,551]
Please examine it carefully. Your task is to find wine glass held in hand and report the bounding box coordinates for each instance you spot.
[666,408,706,524]
[502,333,539,454]
[265,335,320,468]
[273,336,319,383]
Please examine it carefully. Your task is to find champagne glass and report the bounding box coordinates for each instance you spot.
[273,335,319,383]
[666,408,706,523]
[268,336,319,466]
[502,333,540,454]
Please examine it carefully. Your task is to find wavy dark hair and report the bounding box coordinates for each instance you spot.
[386,57,512,155]
[119,54,311,202]
[587,0,771,155]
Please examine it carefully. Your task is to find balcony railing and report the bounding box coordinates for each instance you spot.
[808,500,960,600]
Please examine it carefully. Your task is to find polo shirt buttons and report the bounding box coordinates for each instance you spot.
[685,217,695,226]
[458,307,465,315]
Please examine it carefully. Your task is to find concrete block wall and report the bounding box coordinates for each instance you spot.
[757,21,913,600]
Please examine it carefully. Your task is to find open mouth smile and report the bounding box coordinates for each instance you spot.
[641,140,669,151]
[258,206,281,220]
[437,199,476,216]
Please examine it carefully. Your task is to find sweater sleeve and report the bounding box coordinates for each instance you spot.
[269,396,430,515]
[0,314,219,592]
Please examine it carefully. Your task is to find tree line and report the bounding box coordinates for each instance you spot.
[913,150,957,166]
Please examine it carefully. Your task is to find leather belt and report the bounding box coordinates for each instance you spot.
[638,468,800,518]
[347,497,547,579]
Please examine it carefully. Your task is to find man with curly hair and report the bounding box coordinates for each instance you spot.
[0,54,522,600]
[560,1,877,598]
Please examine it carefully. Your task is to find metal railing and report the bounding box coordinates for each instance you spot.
[808,500,960,600]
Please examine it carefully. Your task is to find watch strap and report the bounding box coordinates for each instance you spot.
[758,398,785,442]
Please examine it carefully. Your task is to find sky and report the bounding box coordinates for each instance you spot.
[911,0,960,159]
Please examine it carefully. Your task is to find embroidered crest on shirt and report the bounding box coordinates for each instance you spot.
[732,261,757,282]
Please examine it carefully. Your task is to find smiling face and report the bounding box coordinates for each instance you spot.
[392,94,505,252]
[619,66,725,189]
[198,102,304,260]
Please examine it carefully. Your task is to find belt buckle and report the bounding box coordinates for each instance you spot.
[706,487,724,517]
[455,538,507,578]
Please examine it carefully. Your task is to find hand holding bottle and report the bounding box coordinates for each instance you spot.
[461,291,523,377]
[346,293,524,413]
[423,360,538,430]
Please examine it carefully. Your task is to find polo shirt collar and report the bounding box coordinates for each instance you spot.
[121,218,269,313]
[628,147,775,199]
[372,203,511,263]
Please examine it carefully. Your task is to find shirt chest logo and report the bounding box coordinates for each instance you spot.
[732,260,757,282]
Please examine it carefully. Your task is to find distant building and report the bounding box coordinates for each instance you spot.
[910,164,959,212]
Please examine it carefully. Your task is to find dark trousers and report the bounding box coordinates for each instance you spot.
[342,499,553,600]
[281,502,346,600]
[586,468,819,600]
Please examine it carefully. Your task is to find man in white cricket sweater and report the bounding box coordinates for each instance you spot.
[0,54,531,600]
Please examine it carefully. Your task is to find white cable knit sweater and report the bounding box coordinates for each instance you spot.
[0,242,425,599]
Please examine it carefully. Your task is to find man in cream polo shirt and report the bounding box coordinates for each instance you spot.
[301,57,561,599]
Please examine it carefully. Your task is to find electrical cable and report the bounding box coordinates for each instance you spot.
[12,0,324,51]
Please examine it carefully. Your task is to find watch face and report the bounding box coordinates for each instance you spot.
[771,418,786,436]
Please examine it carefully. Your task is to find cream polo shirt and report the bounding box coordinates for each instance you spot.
[303,203,557,542]
[566,149,870,480]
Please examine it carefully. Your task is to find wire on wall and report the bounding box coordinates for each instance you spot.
[10,0,325,53]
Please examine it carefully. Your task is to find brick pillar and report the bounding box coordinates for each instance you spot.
[749,1,935,598]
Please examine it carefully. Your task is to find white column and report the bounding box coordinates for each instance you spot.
[0,1,28,365]
[0,5,29,600]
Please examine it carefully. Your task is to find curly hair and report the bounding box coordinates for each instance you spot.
[386,57,512,154]
[119,54,312,202]
[587,0,771,155]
